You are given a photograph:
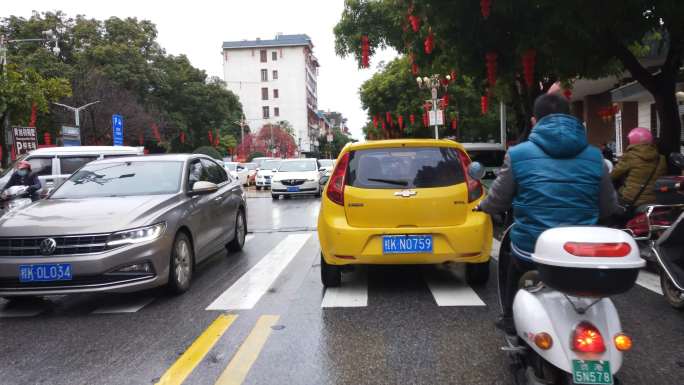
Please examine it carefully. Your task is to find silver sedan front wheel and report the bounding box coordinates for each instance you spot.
[169,232,193,294]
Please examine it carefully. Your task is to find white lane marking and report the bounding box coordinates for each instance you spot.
[206,233,312,310]
[491,238,501,261]
[245,234,255,243]
[321,270,368,308]
[424,269,486,307]
[92,296,155,314]
[0,300,47,318]
[636,270,663,295]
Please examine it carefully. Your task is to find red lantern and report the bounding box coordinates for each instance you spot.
[361,35,370,68]
[386,112,392,124]
[422,112,429,127]
[522,49,536,88]
[485,52,498,87]
[424,29,434,54]
[440,94,449,109]
[398,115,404,130]
[450,69,457,82]
[180,130,186,144]
[481,0,492,19]
[563,89,573,100]
[481,95,488,115]
[408,15,420,33]
[373,115,378,128]
[43,132,51,145]
[208,130,213,145]
[29,103,37,127]
[411,63,419,76]
[214,129,220,146]
[451,117,458,130]
[409,114,415,125]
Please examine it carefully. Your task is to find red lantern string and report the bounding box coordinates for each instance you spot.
[450,69,457,82]
[424,29,434,54]
[408,15,420,33]
[411,63,419,76]
[398,115,404,130]
[29,103,37,127]
[485,52,498,88]
[180,131,186,144]
[481,0,492,19]
[372,115,378,128]
[522,49,536,88]
[409,114,415,125]
[563,88,573,100]
[381,121,387,138]
[208,130,213,145]
[440,94,449,109]
[386,112,392,124]
[43,132,51,145]
[422,112,429,127]
[214,129,220,147]
[481,95,488,115]
[451,117,458,130]
[361,35,370,68]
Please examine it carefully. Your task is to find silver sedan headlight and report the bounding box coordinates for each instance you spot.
[107,222,166,247]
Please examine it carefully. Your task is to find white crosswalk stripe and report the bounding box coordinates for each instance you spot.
[423,267,486,307]
[636,269,663,295]
[206,233,312,310]
[321,270,368,308]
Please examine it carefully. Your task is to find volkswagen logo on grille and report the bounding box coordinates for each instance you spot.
[40,238,57,256]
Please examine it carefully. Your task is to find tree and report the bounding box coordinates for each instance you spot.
[256,123,297,158]
[1,12,244,154]
[193,146,222,160]
[334,0,684,155]
[317,128,354,159]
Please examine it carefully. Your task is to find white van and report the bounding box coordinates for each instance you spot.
[0,146,144,196]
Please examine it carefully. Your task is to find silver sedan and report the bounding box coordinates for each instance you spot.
[0,154,247,297]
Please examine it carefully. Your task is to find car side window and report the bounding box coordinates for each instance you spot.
[59,156,98,175]
[200,159,228,185]
[187,160,208,189]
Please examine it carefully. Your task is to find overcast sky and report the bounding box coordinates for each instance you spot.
[3,0,397,139]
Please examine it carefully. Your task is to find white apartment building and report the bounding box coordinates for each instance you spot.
[222,34,319,153]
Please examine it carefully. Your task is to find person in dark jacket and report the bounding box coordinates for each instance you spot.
[1,160,42,201]
[477,93,620,334]
[611,127,667,208]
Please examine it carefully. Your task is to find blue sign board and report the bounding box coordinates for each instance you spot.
[112,114,124,146]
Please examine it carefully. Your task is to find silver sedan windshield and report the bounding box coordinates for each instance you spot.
[51,161,184,198]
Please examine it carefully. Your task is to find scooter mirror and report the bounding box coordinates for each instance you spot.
[468,161,486,180]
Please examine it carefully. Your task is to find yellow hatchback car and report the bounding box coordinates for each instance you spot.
[317,139,493,287]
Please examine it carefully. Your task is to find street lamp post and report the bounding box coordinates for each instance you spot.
[52,101,101,128]
[0,31,60,167]
[416,74,451,139]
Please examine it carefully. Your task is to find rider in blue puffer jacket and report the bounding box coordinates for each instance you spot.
[477,93,620,334]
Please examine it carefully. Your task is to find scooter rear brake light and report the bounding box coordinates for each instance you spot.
[572,322,606,353]
[563,242,631,257]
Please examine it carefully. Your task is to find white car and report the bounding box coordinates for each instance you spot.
[224,162,249,186]
[241,162,257,185]
[317,159,335,173]
[255,159,281,190]
[271,159,321,199]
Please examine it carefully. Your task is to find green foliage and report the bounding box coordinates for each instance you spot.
[193,146,222,160]
[1,11,243,152]
[247,151,266,162]
[317,128,354,159]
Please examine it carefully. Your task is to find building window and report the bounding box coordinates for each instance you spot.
[262,106,270,119]
[261,88,269,100]
[260,50,267,63]
[272,70,278,80]
[274,107,280,117]
[272,51,277,61]
[261,69,268,82]
[273,89,279,99]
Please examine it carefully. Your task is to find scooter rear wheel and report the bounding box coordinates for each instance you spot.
[661,272,684,309]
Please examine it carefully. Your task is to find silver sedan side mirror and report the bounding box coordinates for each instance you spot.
[190,181,219,195]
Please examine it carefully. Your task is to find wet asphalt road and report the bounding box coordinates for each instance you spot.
[0,188,683,385]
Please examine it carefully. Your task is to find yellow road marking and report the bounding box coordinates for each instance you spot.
[157,314,237,385]
[214,314,280,385]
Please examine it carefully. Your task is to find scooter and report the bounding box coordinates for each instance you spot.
[0,185,33,217]
[500,226,644,385]
[652,179,684,309]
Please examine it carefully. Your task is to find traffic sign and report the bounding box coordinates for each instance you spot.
[112,114,124,146]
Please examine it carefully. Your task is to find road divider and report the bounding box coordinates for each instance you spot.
[214,314,280,385]
[156,314,237,385]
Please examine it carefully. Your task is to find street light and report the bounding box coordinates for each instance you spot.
[416,74,450,139]
[52,101,101,128]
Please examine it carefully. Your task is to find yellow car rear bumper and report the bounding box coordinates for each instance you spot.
[318,203,492,266]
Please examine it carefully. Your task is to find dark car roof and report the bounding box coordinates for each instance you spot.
[88,154,212,165]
